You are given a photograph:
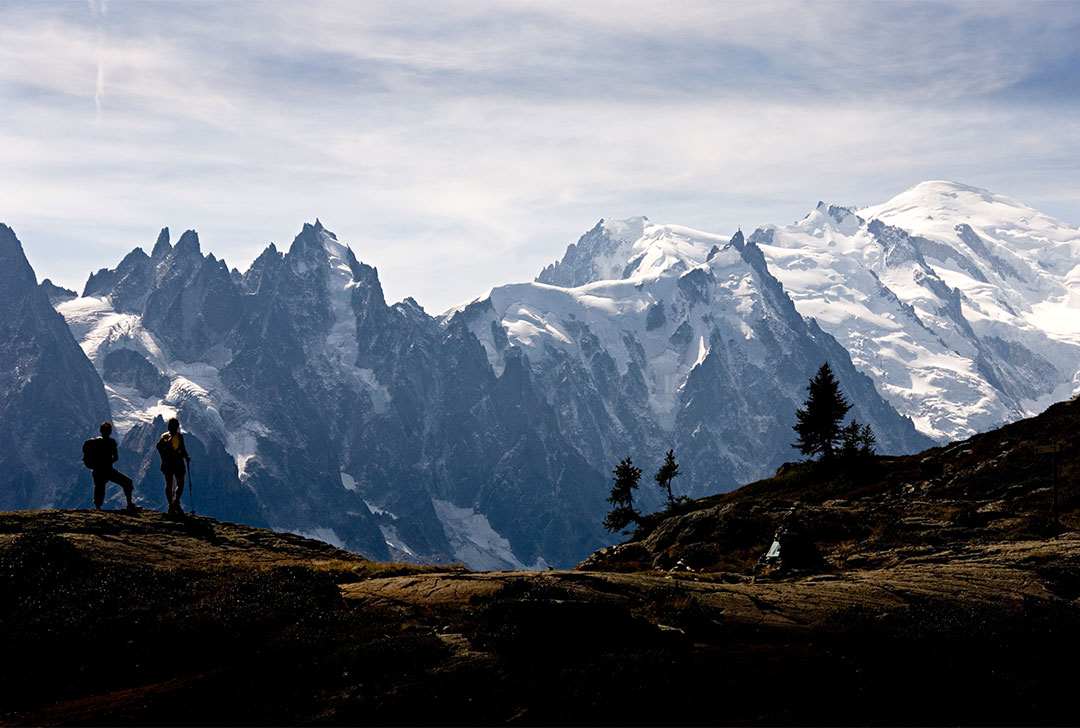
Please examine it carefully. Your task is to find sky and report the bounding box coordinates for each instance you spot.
[2,1,1079,314]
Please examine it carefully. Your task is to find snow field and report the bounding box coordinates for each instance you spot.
[759,181,1080,441]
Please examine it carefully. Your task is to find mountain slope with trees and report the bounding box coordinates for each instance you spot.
[581,393,1078,574]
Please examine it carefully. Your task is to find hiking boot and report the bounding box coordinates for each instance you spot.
[168,502,184,516]
[124,503,142,513]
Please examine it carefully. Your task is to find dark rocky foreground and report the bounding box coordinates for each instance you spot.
[1,398,1078,725]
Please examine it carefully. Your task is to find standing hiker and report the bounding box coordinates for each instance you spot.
[157,417,191,515]
[82,422,137,512]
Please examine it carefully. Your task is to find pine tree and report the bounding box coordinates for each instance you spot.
[839,420,876,460]
[858,423,877,456]
[603,457,642,533]
[793,362,852,460]
[838,420,878,479]
[654,449,680,508]
[839,420,862,460]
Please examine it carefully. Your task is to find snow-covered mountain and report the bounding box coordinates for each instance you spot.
[753,181,1080,441]
[10,179,1068,569]
[33,216,928,569]
[449,219,932,502]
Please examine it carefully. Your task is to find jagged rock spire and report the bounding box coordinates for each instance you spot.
[151,227,171,260]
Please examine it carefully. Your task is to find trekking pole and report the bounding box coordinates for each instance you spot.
[187,461,196,516]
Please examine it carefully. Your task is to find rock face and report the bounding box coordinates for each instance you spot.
[0,224,110,510]
[54,222,607,567]
[59,224,394,558]
[39,279,77,305]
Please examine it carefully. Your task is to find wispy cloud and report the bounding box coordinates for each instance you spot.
[88,0,106,114]
[1,1,1078,311]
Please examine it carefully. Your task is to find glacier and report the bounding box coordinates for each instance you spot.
[753,181,1080,441]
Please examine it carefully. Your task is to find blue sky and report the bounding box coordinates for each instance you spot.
[2,1,1079,312]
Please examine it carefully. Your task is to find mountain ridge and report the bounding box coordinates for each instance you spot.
[49,222,608,568]
[452,221,930,503]
[534,181,1080,443]
[44,217,926,567]
[6,180,1076,569]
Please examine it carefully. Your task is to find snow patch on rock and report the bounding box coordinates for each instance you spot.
[432,499,531,571]
[379,525,416,559]
[319,229,392,413]
[287,527,345,550]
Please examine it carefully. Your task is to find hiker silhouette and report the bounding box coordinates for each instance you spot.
[81,422,136,511]
[157,417,191,515]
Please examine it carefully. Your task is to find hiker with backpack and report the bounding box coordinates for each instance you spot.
[82,422,138,512]
[157,417,191,516]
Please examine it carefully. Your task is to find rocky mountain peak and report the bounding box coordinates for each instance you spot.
[536,217,647,287]
[537,216,746,289]
[82,247,152,303]
[0,223,39,293]
[798,201,863,235]
[240,243,282,293]
[0,224,110,509]
[600,215,648,241]
[151,227,171,260]
[287,221,336,271]
[39,279,77,305]
[172,229,202,258]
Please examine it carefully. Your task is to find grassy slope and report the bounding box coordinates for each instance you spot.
[0,510,450,726]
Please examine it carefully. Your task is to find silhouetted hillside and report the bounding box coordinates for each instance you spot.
[582,394,1078,574]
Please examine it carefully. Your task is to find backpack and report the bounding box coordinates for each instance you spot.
[82,438,102,470]
[156,433,175,462]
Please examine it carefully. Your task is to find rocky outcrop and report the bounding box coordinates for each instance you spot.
[39,279,77,305]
